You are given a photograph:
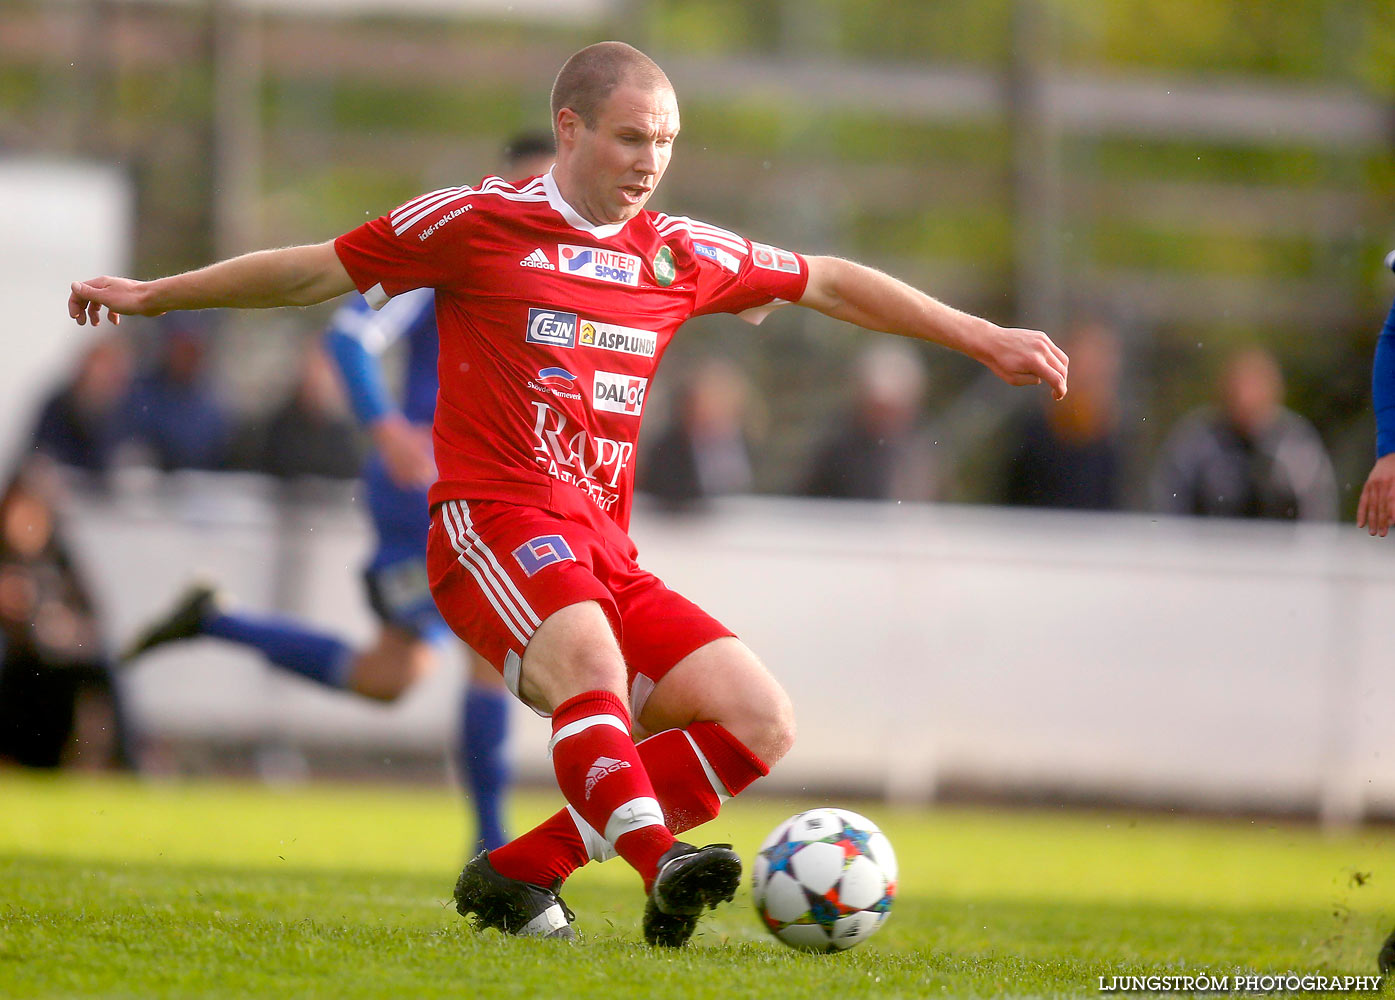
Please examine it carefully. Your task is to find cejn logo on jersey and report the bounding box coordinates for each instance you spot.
[531,401,634,513]
[558,245,641,286]
[526,308,577,349]
[751,242,800,274]
[579,320,658,359]
[593,371,648,417]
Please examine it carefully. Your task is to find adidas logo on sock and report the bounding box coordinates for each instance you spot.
[520,248,555,270]
[584,755,631,799]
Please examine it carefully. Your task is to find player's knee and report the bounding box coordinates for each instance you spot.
[519,601,627,710]
[748,687,796,766]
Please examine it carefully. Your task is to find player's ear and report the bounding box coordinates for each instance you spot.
[556,108,583,145]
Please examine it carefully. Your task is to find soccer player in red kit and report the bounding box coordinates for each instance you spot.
[68,41,1069,947]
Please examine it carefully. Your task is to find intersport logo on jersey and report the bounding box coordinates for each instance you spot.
[593,371,648,416]
[530,401,635,513]
[558,245,641,286]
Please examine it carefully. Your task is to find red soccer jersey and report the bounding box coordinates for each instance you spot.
[334,170,809,532]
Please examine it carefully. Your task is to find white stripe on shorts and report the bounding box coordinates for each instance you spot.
[450,501,542,628]
[440,501,535,646]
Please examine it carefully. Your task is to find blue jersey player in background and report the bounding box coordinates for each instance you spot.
[1365,253,1395,974]
[1358,251,1395,544]
[125,133,557,854]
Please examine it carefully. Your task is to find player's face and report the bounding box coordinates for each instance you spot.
[561,81,679,226]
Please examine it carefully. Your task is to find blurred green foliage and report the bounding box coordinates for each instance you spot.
[2,0,1392,506]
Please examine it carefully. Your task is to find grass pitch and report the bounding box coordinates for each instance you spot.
[1,773,1392,998]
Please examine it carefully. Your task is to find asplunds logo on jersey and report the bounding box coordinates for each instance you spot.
[593,370,648,417]
[558,245,641,286]
[526,308,577,348]
[579,320,657,359]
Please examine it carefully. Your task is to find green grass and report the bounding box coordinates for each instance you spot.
[1,773,1392,998]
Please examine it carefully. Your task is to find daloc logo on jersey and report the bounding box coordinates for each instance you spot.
[526,308,577,348]
[593,370,648,416]
[557,244,641,286]
[512,534,577,577]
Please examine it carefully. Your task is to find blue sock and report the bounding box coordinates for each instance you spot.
[460,686,510,852]
[202,611,355,689]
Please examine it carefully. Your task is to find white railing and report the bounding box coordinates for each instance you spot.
[68,473,1395,822]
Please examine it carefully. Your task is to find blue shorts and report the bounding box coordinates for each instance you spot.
[362,454,450,642]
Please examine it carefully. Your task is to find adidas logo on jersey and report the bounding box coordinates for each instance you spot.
[584,755,631,799]
[520,248,555,270]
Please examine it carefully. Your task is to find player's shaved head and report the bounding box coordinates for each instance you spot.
[551,41,674,129]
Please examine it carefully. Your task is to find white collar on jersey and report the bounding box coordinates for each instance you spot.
[543,168,630,241]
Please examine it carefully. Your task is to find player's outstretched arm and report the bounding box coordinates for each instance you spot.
[1357,453,1395,537]
[370,413,437,489]
[68,241,356,327]
[798,255,1068,399]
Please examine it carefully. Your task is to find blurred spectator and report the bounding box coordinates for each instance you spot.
[241,341,362,480]
[639,357,754,507]
[999,321,1124,510]
[29,332,133,479]
[798,340,936,501]
[1151,345,1337,520]
[0,458,132,770]
[125,314,231,471]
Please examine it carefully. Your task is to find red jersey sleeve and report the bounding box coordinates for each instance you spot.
[334,185,478,307]
[657,216,809,324]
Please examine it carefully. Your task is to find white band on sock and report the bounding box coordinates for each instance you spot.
[547,713,629,756]
[565,805,617,862]
[603,796,665,845]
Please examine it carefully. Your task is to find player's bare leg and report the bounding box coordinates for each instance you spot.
[343,625,436,700]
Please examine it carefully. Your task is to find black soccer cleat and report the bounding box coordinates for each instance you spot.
[643,841,741,948]
[453,851,576,940]
[1378,925,1395,973]
[121,582,220,663]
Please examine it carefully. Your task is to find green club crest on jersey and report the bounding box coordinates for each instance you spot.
[653,246,676,287]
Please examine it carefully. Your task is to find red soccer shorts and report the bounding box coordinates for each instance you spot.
[426,498,733,719]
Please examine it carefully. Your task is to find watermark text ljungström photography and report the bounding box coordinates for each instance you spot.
[1098,973,1384,993]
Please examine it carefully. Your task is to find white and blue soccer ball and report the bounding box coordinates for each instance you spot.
[750,807,897,952]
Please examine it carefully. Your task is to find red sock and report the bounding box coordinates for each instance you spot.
[491,722,768,888]
[545,690,672,886]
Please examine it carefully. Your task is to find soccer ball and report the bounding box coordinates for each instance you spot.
[750,807,897,952]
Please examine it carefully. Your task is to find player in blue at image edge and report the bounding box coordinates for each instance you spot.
[1365,252,1395,974]
[123,134,558,856]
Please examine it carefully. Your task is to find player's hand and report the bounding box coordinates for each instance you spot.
[1356,453,1395,537]
[68,276,159,327]
[371,413,436,489]
[979,325,1070,400]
